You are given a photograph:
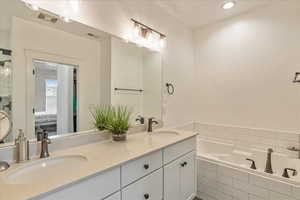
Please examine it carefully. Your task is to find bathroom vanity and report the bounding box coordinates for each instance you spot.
[0,130,197,200]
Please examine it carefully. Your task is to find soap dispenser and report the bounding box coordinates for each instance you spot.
[15,129,30,163]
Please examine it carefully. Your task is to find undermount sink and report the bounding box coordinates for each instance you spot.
[151,129,180,136]
[4,155,88,184]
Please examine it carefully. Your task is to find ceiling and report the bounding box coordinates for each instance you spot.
[116,0,273,29]
[153,0,272,29]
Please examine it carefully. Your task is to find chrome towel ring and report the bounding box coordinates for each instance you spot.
[166,83,174,95]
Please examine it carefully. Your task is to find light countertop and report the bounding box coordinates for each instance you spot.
[0,129,197,200]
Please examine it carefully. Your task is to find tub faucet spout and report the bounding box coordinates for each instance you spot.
[265,148,273,174]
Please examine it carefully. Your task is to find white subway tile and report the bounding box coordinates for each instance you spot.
[249,194,266,200]
[292,186,300,200]
[269,191,295,200]
[249,174,272,190]
[218,182,235,196]
[233,189,248,200]
[270,181,292,196]
[218,175,233,186]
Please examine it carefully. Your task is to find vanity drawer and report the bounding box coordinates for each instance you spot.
[34,167,120,200]
[121,150,162,186]
[122,169,163,200]
[163,136,196,164]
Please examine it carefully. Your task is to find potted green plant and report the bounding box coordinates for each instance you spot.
[107,105,131,141]
[90,105,113,131]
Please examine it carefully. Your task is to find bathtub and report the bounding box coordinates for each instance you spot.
[197,138,300,200]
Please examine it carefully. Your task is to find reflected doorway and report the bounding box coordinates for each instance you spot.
[33,60,78,137]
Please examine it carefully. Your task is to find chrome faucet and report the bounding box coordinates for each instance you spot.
[147,118,158,132]
[37,130,51,158]
[265,148,273,174]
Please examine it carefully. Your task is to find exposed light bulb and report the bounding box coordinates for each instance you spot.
[159,36,166,48]
[222,1,236,9]
[133,23,140,38]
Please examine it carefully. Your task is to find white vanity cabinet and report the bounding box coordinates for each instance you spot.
[33,136,196,200]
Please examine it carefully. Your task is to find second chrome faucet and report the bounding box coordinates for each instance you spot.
[147,117,158,132]
[37,130,51,158]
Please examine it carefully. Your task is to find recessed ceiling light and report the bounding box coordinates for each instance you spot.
[222,1,236,10]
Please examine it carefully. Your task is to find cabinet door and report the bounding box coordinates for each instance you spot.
[164,157,181,200]
[164,151,196,200]
[181,151,196,200]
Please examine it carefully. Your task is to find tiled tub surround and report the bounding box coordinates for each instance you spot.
[197,139,300,200]
[196,123,300,157]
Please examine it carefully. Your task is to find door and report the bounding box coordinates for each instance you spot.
[164,157,181,200]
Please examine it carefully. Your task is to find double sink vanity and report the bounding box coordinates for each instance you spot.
[0,129,197,200]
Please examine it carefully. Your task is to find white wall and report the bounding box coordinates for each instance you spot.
[194,3,300,132]
[111,37,144,119]
[111,37,162,121]
[11,17,102,138]
[0,31,10,49]
[33,0,196,128]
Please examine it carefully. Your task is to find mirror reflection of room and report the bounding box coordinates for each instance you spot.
[34,60,78,137]
[111,37,162,124]
[0,13,12,143]
[0,0,162,144]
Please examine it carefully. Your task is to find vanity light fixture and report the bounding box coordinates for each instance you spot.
[222,1,236,9]
[130,19,166,51]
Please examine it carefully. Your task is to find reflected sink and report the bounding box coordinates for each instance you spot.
[4,155,87,184]
[151,129,180,136]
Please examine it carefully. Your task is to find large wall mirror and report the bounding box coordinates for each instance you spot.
[0,0,163,146]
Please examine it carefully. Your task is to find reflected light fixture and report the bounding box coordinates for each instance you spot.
[222,1,236,9]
